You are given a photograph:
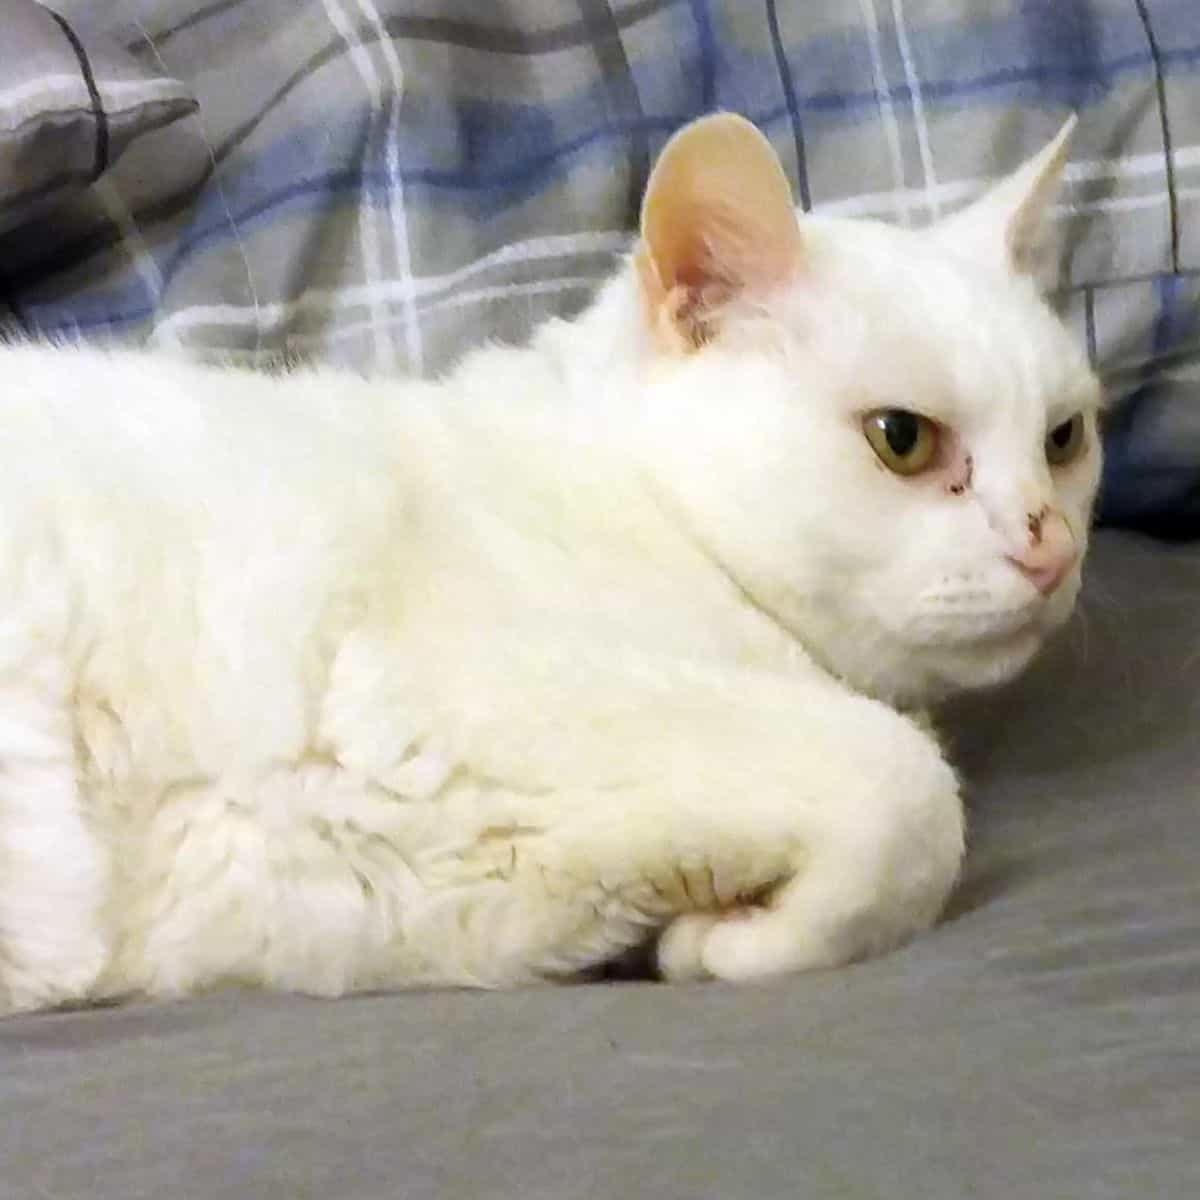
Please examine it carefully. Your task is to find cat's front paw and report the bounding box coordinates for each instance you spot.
[657,855,962,985]
[656,911,721,981]
[657,906,836,983]
[657,731,966,985]
[657,904,864,983]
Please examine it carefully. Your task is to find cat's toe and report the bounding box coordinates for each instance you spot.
[698,908,806,982]
[657,906,782,982]
[656,912,719,982]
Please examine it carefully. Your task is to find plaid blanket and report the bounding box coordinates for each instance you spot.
[3,0,1198,530]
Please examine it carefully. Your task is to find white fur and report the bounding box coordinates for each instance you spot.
[0,131,1101,1012]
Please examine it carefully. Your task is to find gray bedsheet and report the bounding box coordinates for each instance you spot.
[1,532,1196,1199]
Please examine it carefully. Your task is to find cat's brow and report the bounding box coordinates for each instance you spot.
[1047,381,1105,423]
[841,382,958,425]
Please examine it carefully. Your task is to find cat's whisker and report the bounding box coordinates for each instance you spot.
[1067,600,1092,665]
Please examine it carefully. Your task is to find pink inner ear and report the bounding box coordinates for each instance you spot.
[674,257,737,302]
[666,282,732,350]
[637,114,804,349]
[662,237,798,350]
[675,262,715,290]
[655,233,743,348]
[681,223,797,297]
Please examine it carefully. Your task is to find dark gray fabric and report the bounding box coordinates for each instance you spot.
[1,531,1196,1199]
[0,0,196,234]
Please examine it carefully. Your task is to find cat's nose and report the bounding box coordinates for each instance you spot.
[1005,513,1077,596]
[1008,551,1076,596]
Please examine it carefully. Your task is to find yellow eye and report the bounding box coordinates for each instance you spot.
[863,409,939,476]
[1045,413,1086,466]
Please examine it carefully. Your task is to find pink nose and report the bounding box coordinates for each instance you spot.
[1006,543,1077,596]
[995,506,1078,597]
[1003,525,1080,595]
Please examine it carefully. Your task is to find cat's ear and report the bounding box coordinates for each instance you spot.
[634,113,804,352]
[933,115,1076,277]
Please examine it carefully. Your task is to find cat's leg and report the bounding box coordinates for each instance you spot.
[533,698,962,986]
[404,774,805,986]
[0,630,108,1013]
[325,635,965,987]
[655,704,963,983]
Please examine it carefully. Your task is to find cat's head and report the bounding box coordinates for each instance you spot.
[629,113,1102,706]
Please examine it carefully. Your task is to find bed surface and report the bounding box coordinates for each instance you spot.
[2,4,1196,1193]
[3,530,1196,1199]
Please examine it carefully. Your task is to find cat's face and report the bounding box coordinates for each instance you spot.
[633,114,1102,706]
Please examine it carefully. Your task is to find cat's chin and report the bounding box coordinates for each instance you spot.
[806,625,1045,711]
[844,573,1084,707]
[790,602,1055,710]
[888,625,1046,707]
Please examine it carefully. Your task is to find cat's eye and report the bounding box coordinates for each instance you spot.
[863,409,939,476]
[1045,413,1086,466]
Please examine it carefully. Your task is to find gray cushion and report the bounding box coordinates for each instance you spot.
[0,0,195,233]
[1,532,1196,1199]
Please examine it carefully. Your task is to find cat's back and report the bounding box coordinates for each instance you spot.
[0,341,413,507]
[0,342,450,593]
[0,342,438,767]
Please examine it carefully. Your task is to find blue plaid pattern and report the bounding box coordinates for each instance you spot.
[1,0,1197,532]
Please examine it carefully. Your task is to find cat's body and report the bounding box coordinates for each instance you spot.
[0,116,1101,1013]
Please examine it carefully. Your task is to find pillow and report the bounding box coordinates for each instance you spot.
[0,0,195,233]
[4,1,1197,537]
[1100,367,1200,539]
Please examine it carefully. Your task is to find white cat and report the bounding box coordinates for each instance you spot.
[0,113,1100,1013]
